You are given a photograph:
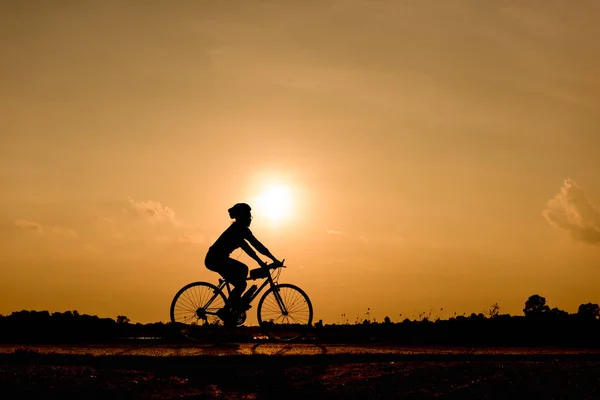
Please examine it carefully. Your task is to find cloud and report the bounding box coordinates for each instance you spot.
[126,198,180,227]
[96,215,125,239]
[543,179,600,245]
[326,229,343,235]
[51,226,78,239]
[13,219,78,240]
[13,219,80,239]
[179,234,204,244]
[92,198,205,245]
[13,219,43,233]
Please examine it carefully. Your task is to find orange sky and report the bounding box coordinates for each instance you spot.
[2,1,600,324]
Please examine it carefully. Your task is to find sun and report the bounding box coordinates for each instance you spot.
[255,184,292,224]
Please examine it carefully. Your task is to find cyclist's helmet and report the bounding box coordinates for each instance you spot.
[228,203,251,219]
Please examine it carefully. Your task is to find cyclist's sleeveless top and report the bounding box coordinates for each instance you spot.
[207,222,251,258]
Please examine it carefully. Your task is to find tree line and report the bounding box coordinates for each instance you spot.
[0,294,598,345]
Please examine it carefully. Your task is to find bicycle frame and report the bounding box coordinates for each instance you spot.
[203,267,289,317]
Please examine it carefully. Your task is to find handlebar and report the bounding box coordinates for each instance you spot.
[267,259,285,269]
[248,259,285,280]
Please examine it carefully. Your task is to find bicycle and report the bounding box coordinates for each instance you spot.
[170,259,313,341]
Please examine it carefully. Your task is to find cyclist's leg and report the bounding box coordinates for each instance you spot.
[204,252,223,275]
[220,258,249,310]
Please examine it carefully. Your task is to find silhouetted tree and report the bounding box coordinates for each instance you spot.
[116,315,130,324]
[488,303,500,318]
[383,316,391,325]
[577,303,600,320]
[524,294,550,317]
[548,307,568,317]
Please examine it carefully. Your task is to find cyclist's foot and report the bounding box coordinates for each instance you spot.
[216,308,236,327]
[216,308,230,322]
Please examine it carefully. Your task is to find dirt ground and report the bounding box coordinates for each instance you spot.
[1,346,599,399]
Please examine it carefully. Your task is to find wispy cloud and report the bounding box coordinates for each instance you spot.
[93,198,205,245]
[10,199,204,259]
[96,215,125,239]
[543,179,600,245]
[14,219,43,233]
[50,226,78,239]
[13,219,78,239]
[126,197,180,227]
[179,234,204,244]
[326,229,343,235]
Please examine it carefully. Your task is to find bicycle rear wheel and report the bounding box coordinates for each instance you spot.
[170,282,226,340]
[257,283,313,341]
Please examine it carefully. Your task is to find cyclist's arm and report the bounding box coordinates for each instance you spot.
[240,240,267,267]
[245,231,279,264]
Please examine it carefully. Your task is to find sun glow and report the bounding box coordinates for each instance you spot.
[255,184,293,224]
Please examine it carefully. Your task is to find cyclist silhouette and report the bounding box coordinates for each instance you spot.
[205,203,281,321]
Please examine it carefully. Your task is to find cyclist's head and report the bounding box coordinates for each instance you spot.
[228,203,252,226]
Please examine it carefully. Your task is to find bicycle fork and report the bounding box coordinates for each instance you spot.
[272,286,289,316]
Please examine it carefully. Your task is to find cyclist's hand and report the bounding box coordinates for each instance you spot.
[259,260,269,269]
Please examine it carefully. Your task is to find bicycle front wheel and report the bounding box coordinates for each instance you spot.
[257,283,313,341]
[170,282,226,339]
